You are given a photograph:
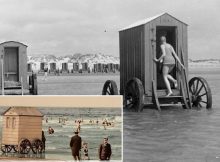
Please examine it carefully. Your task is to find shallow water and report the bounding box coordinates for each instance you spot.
[124,69,220,162]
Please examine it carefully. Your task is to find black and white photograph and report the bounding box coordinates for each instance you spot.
[0,0,219,162]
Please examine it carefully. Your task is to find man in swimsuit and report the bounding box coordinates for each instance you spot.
[154,36,185,96]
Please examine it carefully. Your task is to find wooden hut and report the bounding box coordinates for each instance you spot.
[49,62,56,73]
[0,41,28,89]
[119,13,188,95]
[73,62,79,72]
[1,107,43,153]
[61,63,68,73]
[81,62,88,72]
[40,62,46,72]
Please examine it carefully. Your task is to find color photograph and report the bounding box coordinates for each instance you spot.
[0,107,122,161]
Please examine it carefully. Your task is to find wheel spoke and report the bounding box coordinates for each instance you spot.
[193,82,196,93]
[106,88,111,95]
[190,85,194,94]
[200,100,207,104]
[196,84,204,96]
[108,84,112,93]
[198,92,207,97]
[195,79,199,93]
[198,103,202,107]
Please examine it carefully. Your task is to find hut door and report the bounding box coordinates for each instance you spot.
[156,26,177,89]
[4,47,19,82]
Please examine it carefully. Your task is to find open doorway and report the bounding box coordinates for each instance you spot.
[4,47,19,82]
[156,26,177,89]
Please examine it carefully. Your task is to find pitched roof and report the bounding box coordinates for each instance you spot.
[2,107,43,117]
[0,41,28,47]
[120,12,187,31]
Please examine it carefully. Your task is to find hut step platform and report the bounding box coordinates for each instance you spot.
[153,86,189,111]
[0,89,30,95]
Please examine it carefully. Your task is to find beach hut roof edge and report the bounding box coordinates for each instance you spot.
[120,12,188,31]
[2,107,43,117]
[0,41,28,47]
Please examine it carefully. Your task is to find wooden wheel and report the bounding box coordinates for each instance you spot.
[19,139,31,154]
[189,77,212,109]
[32,139,43,154]
[102,80,118,95]
[1,145,12,153]
[124,78,144,112]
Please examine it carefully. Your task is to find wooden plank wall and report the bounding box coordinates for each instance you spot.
[2,116,19,144]
[144,14,188,97]
[18,116,42,142]
[2,115,42,145]
[119,26,145,94]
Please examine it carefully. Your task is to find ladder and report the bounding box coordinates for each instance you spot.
[152,80,189,111]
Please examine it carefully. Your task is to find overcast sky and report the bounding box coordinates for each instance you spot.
[0,0,219,59]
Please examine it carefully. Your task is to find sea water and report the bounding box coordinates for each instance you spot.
[0,108,122,161]
[124,68,220,162]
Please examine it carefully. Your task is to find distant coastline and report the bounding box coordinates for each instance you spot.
[189,59,220,69]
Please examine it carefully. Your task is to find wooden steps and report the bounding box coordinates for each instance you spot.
[152,80,189,111]
[160,103,183,107]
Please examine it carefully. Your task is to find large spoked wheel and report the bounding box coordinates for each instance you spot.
[189,77,212,109]
[32,139,43,154]
[124,78,144,112]
[1,145,12,153]
[19,139,31,154]
[102,80,118,95]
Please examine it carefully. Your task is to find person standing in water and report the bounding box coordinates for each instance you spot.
[98,137,112,161]
[70,131,82,161]
[154,36,185,96]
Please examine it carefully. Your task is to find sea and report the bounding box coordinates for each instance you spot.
[0,108,122,161]
[124,68,220,162]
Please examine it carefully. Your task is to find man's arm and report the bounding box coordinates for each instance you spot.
[70,138,73,147]
[108,144,112,159]
[98,144,102,160]
[171,46,185,69]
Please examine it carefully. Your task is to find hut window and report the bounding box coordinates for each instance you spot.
[6,117,10,128]
[12,117,16,128]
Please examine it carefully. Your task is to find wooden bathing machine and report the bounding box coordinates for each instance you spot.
[119,12,188,95]
[102,13,212,111]
[0,41,28,90]
[1,107,44,154]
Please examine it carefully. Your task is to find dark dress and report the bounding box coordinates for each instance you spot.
[99,143,112,160]
[70,135,82,156]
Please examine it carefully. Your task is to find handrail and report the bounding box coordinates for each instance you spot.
[180,48,192,108]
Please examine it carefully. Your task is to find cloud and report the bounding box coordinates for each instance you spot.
[0,0,219,59]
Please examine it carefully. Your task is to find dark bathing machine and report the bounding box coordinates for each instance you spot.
[102,13,212,111]
[0,41,38,95]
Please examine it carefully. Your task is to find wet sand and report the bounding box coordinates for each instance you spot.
[37,74,120,95]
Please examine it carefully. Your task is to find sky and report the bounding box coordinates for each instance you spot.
[0,0,219,60]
